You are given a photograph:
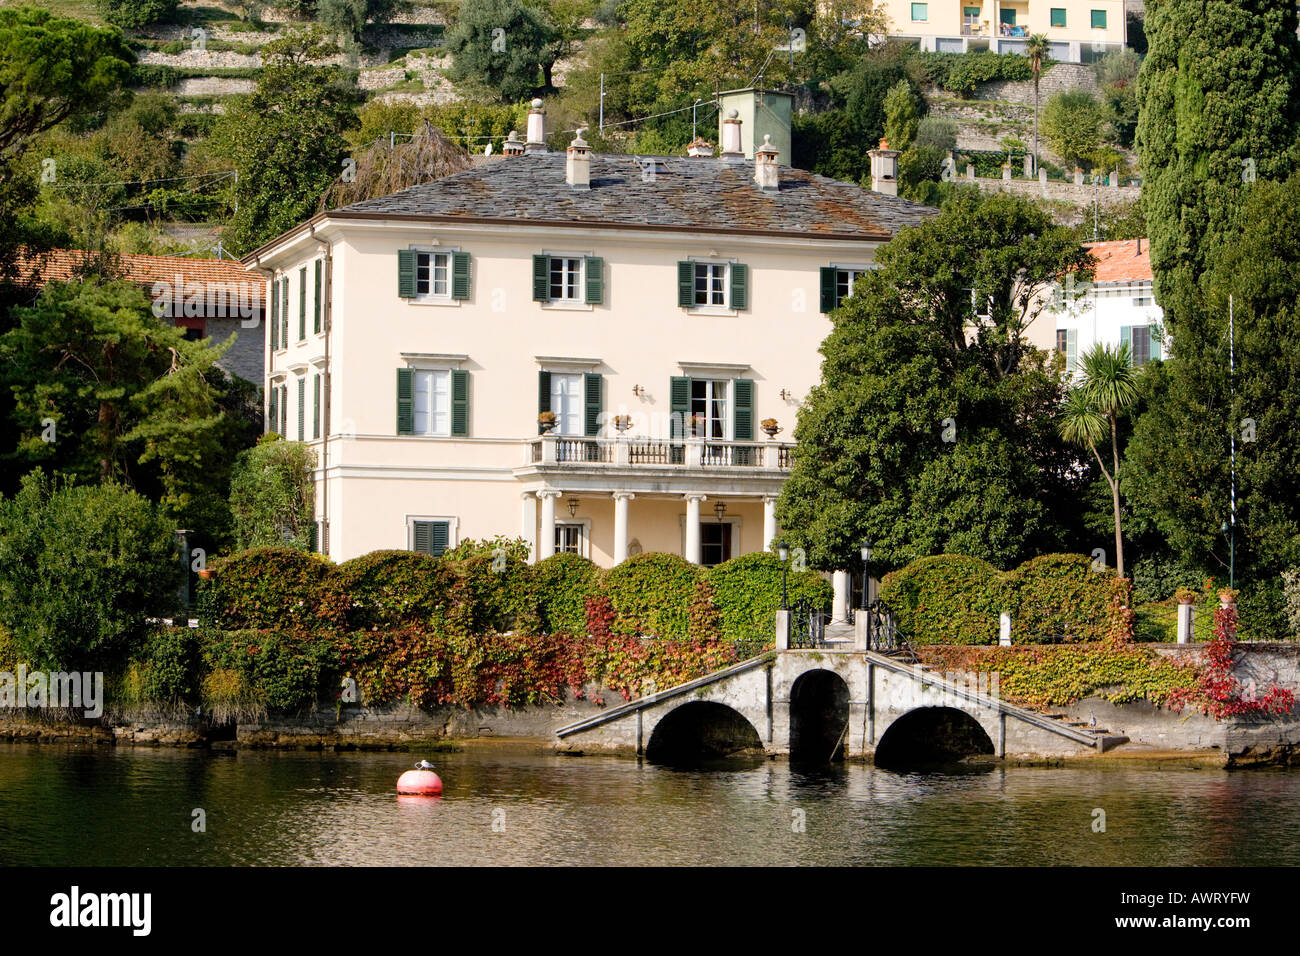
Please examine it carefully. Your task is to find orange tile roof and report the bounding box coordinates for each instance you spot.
[15,248,251,289]
[1083,239,1153,284]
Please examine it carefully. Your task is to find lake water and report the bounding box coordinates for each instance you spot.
[2,742,1297,866]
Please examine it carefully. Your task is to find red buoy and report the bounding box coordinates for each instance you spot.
[396,769,443,795]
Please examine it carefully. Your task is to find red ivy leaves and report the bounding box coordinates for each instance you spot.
[1167,604,1296,720]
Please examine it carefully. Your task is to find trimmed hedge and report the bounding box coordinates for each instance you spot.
[331,550,456,632]
[530,553,601,637]
[882,552,1124,645]
[601,552,702,640]
[199,547,342,631]
[705,551,833,642]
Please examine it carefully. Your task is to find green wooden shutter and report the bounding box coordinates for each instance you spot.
[537,370,551,434]
[268,386,278,434]
[312,373,321,439]
[397,367,414,435]
[677,261,694,307]
[430,521,450,556]
[280,385,288,435]
[451,251,471,300]
[1065,328,1078,373]
[281,281,289,348]
[584,372,602,436]
[669,376,691,439]
[313,260,322,333]
[297,376,305,440]
[298,267,306,340]
[733,378,754,440]
[532,255,551,301]
[413,520,431,554]
[584,256,603,304]
[308,521,317,553]
[398,249,416,298]
[820,267,837,313]
[1149,326,1161,361]
[730,262,749,310]
[269,279,279,349]
[1120,325,1132,358]
[451,369,469,436]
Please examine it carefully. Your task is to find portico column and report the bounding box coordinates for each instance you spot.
[521,492,538,563]
[538,490,559,560]
[832,570,850,624]
[612,492,634,565]
[684,494,705,564]
[762,495,778,552]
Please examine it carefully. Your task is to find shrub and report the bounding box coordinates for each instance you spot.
[132,626,201,704]
[601,552,701,639]
[445,544,537,635]
[1008,553,1114,643]
[331,550,456,632]
[529,553,600,636]
[688,580,722,642]
[336,627,452,708]
[0,472,182,669]
[913,50,1034,96]
[705,551,833,643]
[201,547,340,631]
[880,554,1010,645]
[96,0,180,28]
[228,436,316,552]
[915,115,958,152]
[1283,568,1300,638]
[1041,89,1107,168]
[201,628,337,713]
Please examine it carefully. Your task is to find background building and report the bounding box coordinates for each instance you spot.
[876,0,1128,61]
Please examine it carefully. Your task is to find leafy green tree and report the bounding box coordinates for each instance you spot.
[915,115,957,153]
[883,80,921,151]
[228,435,316,551]
[95,0,180,28]
[315,0,403,41]
[0,279,232,530]
[1095,48,1141,147]
[211,27,359,255]
[1041,89,1107,169]
[444,0,556,103]
[776,192,1092,572]
[1059,344,1140,577]
[0,470,182,669]
[1135,0,1300,335]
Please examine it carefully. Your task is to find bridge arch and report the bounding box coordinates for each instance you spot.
[645,701,764,765]
[789,669,851,762]
[874,706,996,770]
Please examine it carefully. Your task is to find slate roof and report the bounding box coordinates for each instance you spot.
[1083,239,1153,283]
[331,153,935,241]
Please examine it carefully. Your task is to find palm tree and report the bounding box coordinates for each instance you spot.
[1058,343,1140,577]
[1025,33,1050,175]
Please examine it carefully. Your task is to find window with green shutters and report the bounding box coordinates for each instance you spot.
[533,254,551,301]
[281,279,289,349]
[269,278,279,351]
[312,373,321,440]
[1120,325,1158,367]
[584,257,603,304]
[450,368,469,436]
[911,2,927,21]
[532,254,602,304]
[398,249,416,298]
[298,267,307,340]
[583,372,602,436]
[399,249,471,300]
[398,367,468,436]
[1091,9,1106,29]
[451,251,470,300]
[1050,7,1066,27]
[297,376,305,440]
[412,520,450,556]
[678,260,748,310]
[313,260,322,333]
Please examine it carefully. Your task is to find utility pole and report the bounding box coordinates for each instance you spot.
[1229,293,1237,589]
[599,73,605,133]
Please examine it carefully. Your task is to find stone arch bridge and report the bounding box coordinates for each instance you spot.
[555,648,1128,764]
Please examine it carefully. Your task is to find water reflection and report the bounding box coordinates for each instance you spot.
[0,743,1297,866]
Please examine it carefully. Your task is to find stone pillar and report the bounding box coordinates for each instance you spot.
[854,612,868,651]
[520,492,538,563]
[612,492,633,565]
[775,609,790,650]
[999,610,1012,646]
[1074,167,1084,186]
[540,433,558,464]
[966,164,976,182]
[1176,602,1194,644]
[1039,167,1048,196]
[538,490,559,560]
[1024,153,1034,177]
[1002,163,1012,183]
[762,496,778,552]
[684,494,704,563]
[833,570,850,624]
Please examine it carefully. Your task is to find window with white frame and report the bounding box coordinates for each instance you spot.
[549,257,582,302]
[549,372,583,436]
[693,263,727,307]
[413,369,451,435]
[835,268,867,308]
[691,379,728,440]
[554,524,583,555]
[415,251,451,298]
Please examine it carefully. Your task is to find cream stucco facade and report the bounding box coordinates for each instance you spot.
[876,0,1127,61]
[245,149,926,578]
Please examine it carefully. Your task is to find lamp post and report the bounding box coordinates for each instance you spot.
[777,540,789,610]
[859,538,872,610]
[1221,521,1235,590]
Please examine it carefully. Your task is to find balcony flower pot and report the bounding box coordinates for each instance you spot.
[612,415,632,433]
[1218,588,1238,605]
[1174,588,1197,606]
[760,418,781,438]
[538,412,557,433]
[197,568,213,580]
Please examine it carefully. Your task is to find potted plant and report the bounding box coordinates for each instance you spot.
[612,414,632,433]
[1174,588,1197,606]
[538,411,557,433]
[761,418,781,438]
[1218,587,1239,605]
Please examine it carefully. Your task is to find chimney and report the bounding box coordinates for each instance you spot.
[686,137,714,158]
[525,98,546,154]
[503,130,524,157]
[754,134,779,191]
[868,138,900,196]
[720,109,744,162]
[565,128,591,190]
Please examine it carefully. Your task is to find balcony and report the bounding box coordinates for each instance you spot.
[524,435,793,471]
